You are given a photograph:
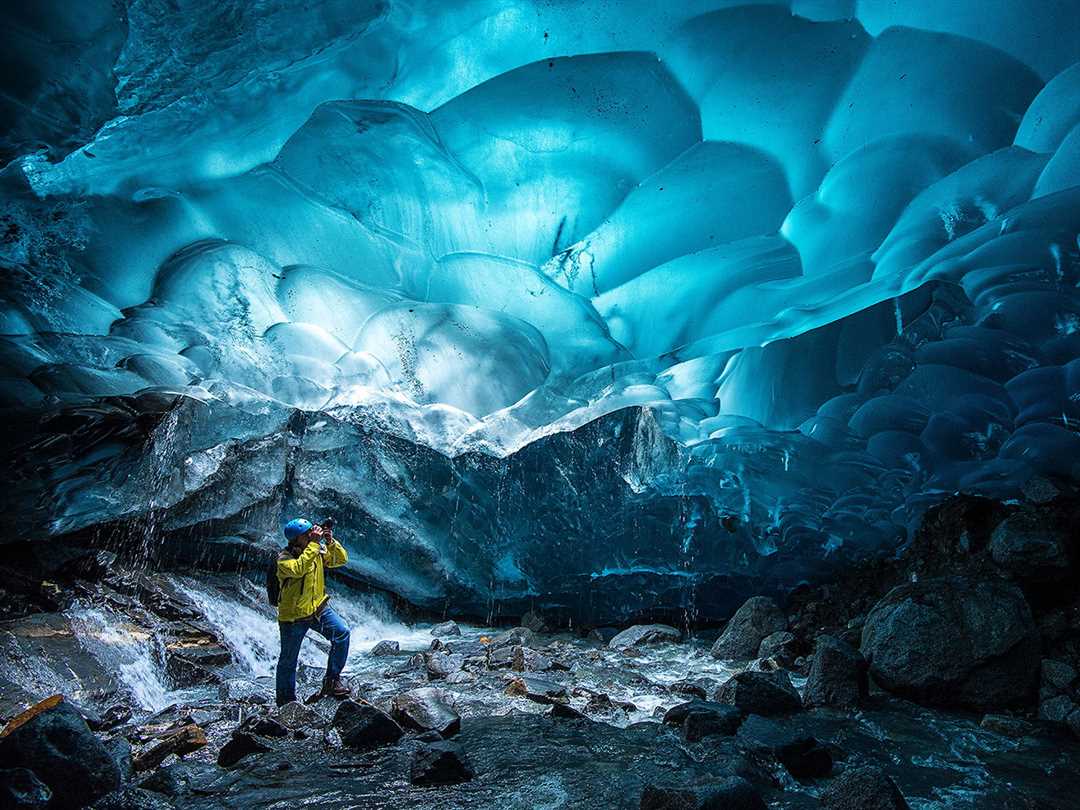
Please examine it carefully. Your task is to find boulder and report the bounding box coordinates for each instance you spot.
[277,700,326,730]
[757,631,799,665]
[391,688,461,737]
[667,679,711,700]
[711,597,787,660]
[736,715,832,779]
[218,678,270,704]
[1039,694,1076,724]
[1041,659,1077,694]
[506,675,568,704]
[512,646,554,672]
[409,740,474,785]
[990,511,1071,582]
[608,624,681,649]
[332,700,403,751]
[239,716,288,738]
[662,701,742,742]
[804,635,869,709]
[699,777,768,810]
[371,640,400,656]
[550,703,588,720]
[489,627,536,649]
[715,671,802,716]
[487,646,516,669]
[216,732,270,767]
[430,620,462,637]
[425,652,464,680]
[0,768,51,809]
[0,698,121,808]
[819,764,910,810]
[639,785,696,809]
[445,670,477,685]
[860,577,1040,710]
[89,787,173,810]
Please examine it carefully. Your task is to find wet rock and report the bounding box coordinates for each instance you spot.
[980,714,1036,738]
[715,671,802,716]
[446,640,487,660]
[587,627,619,644]
[736,715,832,779]
[757,631,799,665]
[489,627,536,649]
[371,640,400,656]
[137,763,192,798]
[512,646,554,672]
[819,764,910,809]
[506,675,568,704]
[711,597,787,661]
[104,736,133,783]
[217,731,271,767]
[90,787,173,810]
[487,645,516,669]
[662,701,742,742]
[520,609,551,633]
[391,687,461,737]
[804,635,869,709]
[990,511,1071,582]
[409,740,474,785]
[860,577,1040,710]
[0,768,51,809]
[133,724,207,772]
[332,700,404,751]
[1039,694,1076,724]
[218,678,270,704]
[550,703,588,720]
[699,777,768,809]
[445,669,478,685]
[1041,659,1078,694]
[608,624,681,649]
[0,697,120,808]
[639,784,696,809]
[276,701,326,730]
[239,716,288,738]
[667,679,711,700]
[425,651,465,680]
[99,705,132,731]
[430,620,461,637]
[745,657,782,673]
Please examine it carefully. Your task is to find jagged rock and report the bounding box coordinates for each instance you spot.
[819,764,910,809]
[239,716,288,738]
[276,701,326,730]
[489,627,536,649]
[506,675,568,704]
[0,768,51,809]
[332,700,403,751]
[736,715,832,779]
[745,657,781,673]
[0,698,120,808]
[133,724,207,772]
[990,512,1071,582]
[512,646,554,672]
[550,703,588,720]
[667,679,710,700]
[520,610,550,633]
[371,640,400,656]
[217,731,270,767]
[804,635,869,709]
[104,736,133,783]
[425,652,465,680]
[860,577,1040,710]
[608,624,681,649]
[429,638,446,652]
[409,740,474,785]
[445,670,478,684]
[391,688,461,737]
[446,640,487,660]
[90,787,173,810]
[715,671,802,716]
[487,645,516,669]
[430,620,461,637]
[980,714,1036,738]
[662,701,742,743]
[137,763,194,798]
[711,597,787,661]
[757,631,799,665]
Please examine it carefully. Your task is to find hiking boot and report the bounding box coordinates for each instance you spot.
[321,676,350,700]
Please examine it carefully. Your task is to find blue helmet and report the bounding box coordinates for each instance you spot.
[283,518,314,540]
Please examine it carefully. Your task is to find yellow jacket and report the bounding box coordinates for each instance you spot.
[276,539,348,622]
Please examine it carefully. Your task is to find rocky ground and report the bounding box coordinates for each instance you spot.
[1,480,1079,809]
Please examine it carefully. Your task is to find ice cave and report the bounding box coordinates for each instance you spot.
[1,1,1079,807]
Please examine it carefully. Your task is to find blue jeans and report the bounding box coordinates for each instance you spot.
[276,604,350,705]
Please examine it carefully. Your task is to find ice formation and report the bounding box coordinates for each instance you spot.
[2,0,1079,620]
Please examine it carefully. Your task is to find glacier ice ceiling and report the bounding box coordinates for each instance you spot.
[2,0,1080,621]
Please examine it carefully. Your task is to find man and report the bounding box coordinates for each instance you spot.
[275,517,351,706]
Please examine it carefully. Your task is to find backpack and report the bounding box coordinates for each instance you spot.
[266,559,281,606]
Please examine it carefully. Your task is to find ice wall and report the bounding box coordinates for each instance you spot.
[2,1,1079,620]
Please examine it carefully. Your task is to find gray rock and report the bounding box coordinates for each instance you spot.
[819,764,910,810]
[430,620,461,637]
[0,699,120,808]
[735,715,831,778]
[332,700,403,751]
[990,512,1071,582]
[276,700,326,730]
[1039,694,1076,724]
[487,645,516,669]
[445,669,477,684]
[506,675,568,704]
[608,624,681,649]
[520,610,551,633]
[425,652,465,680]
[1041,659,1077,693]
[489,627,537,649]
[512,646,554,672]
[391,687,461,737]
[676,703,743,742]
[699,777,768,810]
[757,631,799,665]
[711,597,787,661]
[370,640,400,656]
[804,635,869,709]
[410,740,474,785]
[0,768,51,809]
[217,732,270,767]
[860,577,1040,711]
[218,678,269,704]
[716,671,802,716]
